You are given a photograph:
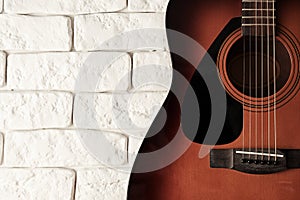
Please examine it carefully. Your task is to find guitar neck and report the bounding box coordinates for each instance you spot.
[242,0,276,36]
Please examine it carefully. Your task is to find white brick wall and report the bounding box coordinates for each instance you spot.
[74,92,167,135]
[0,15,72,52]
[7,52,131,92]
[133,51,172,91]
[128,0,169,12]
[74,13,166,51]
[3,130,127,167]
[0,1,3,13]
[5,0,127,15]
[0,133,3,164]
[0,92,73,130]
[0,168,75,199]
[0,52,5,87]
[76,168,128,200]
[0,0,171,199]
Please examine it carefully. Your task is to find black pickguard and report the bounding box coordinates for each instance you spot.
[183,17,244,145]
[137,18,244,155]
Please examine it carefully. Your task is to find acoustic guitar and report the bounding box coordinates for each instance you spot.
[128,0,300,199]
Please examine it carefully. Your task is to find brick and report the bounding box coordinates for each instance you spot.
[133,51,172,91]
[0,52,5,87]
[4,129,127,167]
[0,92,72,130]
[0,15,71,52]
[7,52,131,92]
[0,168,75,199]
[73,92,167,135]
[74,13,166,51]
[76,168,128,200]
[4,0,126,14]
[128,137,143,167]
[128,0,169,12]
[0,133,3,164]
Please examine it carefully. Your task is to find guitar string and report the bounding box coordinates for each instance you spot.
[248,10,252,161]
[255,0,258,161]
[267,0,271,161]
[272,0,277,162]
[261,0,264,162]
[242,23,246,160]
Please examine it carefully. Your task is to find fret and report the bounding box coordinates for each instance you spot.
[242,18,275,25]
[242,10,275,17]
[242,0,275,2]
[243,2,275,9]
[242,24,275,26]
[242,0,276,36]
[242,16,275,18]
[242,9,275,11]
[242,26,274,36]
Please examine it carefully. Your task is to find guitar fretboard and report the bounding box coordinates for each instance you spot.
[242,0,276,36]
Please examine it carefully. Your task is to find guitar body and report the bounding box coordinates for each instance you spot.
[128,0,300,199]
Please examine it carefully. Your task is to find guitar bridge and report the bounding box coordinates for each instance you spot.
[210,149,300,174]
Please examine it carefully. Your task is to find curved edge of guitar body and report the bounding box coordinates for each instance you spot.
[127,0,300,200]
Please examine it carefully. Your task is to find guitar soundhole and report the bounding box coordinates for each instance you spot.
[226,37,290,98]
[218,27,300,110]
